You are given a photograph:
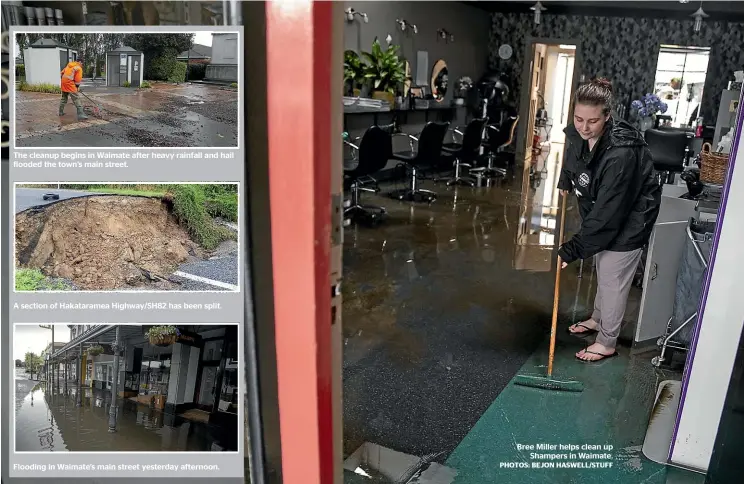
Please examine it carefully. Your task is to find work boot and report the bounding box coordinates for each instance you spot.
[76,106,89,120]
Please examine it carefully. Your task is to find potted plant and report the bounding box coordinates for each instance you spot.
[145,325,180,346]
[631,93,668,132]
[361,38,406,105]
[87,344,104,356]
[670,77,682,90]
[344,50,367,97]
[454,76,473,105]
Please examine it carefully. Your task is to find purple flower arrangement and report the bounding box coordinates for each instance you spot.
[631,94,668,118]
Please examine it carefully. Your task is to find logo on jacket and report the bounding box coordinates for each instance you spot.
[578,173,590,188]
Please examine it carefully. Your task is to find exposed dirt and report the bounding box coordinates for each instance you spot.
[15,196,205,291]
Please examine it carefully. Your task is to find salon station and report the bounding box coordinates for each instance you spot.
[334,2,744,483]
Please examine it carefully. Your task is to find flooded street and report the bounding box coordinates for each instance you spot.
[15,83,238,148]
[15,369,237,452]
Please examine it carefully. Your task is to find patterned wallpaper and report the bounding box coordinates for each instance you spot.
[489,13,744,123]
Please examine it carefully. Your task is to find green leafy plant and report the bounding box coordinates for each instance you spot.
[18,82,61,94]
[88,344,104,356]
[361,38,406,95]
[140,81,152,88]
[122,80,131,87]
[229,82,238,88]
[145,325,180,339]
[344,50,367,90]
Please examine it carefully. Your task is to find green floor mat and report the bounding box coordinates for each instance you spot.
[444,336,703,484]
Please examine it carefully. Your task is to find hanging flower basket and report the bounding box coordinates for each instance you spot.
[145,325,180,347]
[88,344,104,356]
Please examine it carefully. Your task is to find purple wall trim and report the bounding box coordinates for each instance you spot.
[668,86,744,464]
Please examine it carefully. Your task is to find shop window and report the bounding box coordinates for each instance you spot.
[653,45,710,127]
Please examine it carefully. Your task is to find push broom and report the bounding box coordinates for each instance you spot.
[514,193,584,392]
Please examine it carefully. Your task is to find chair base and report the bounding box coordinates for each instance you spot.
[446,176,476,187]
[470,166,507,178]
[389,188,437,204]
[344,204,387,226]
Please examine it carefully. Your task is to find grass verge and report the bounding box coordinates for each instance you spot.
[18,82,62,94]
[168,185,237,250]
[15,269,69,291]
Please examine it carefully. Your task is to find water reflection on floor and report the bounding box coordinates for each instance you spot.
[14,379,236,452]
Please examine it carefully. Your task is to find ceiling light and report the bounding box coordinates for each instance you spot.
[531,1,547,25]
[691,2,709,33]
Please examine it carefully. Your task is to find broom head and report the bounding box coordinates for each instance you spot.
[513,373,584,392]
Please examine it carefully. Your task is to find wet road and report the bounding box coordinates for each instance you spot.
[14,380,237,452]
[15,83,238,148]
[340,155,643,460]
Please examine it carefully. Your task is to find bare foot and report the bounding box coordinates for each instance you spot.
[576,342,617,362]
[568,319,598,334]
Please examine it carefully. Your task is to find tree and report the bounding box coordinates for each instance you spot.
[123,33,193,58]
[123,34,193,80]
[24,352,43,380]
[15,359,23,367]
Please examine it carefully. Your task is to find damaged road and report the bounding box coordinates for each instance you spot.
[14,192,239,291]
[15,82,238,148]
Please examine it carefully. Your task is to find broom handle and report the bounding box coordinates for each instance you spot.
[547,194,568,377]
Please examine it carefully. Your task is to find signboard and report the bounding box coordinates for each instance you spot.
[119,53,127,67]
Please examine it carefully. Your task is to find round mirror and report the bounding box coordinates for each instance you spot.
[431,59,448,102]
[403,60,412,96]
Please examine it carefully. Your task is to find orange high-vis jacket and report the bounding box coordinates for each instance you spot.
[60,61,83,93]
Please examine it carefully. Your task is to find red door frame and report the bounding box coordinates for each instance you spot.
[266,2,337,483]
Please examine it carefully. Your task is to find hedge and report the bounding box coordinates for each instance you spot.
[147,57,188,83]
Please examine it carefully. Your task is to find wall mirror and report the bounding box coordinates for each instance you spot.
[431,59,448,102]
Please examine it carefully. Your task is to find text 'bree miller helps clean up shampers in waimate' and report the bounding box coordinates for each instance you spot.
[500,443,616,469]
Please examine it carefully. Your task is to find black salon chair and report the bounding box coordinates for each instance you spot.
[388,121,450,203]
[476,115,519,178]
[442,117,489,187]
[645,128,688,184]
[343,125,393,224]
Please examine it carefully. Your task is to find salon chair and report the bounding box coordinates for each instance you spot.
[474,115,519,178]
[343,125,393,224]
[645,128,688,184]
[388,121,450,203]
[442,117,489,187]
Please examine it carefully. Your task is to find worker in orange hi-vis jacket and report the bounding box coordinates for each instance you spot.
[59,57,88,120]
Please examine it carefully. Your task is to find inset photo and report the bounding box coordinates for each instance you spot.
[14,183,239,292]
[14,323,240,452]
[14,31,239,148]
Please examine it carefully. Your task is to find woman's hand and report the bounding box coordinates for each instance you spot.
[560,189,569,197]
[562,261,568,269]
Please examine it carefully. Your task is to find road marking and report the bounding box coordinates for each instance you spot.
[172,271,239,291]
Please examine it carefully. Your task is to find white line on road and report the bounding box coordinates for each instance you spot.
[172,271,239,291]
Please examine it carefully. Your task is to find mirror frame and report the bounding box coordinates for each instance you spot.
[431,59,448,102]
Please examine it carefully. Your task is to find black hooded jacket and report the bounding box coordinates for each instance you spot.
[557,118,661,264]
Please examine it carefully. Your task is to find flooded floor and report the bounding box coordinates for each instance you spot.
[14,83,238,148]
[14,371,237,452]
[341,156,697,483]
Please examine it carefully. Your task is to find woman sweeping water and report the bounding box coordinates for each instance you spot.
[557,78,661,362]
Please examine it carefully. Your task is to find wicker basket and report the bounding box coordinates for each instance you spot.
[700,142,730,185]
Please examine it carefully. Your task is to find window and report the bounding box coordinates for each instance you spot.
[653,45,710,127]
